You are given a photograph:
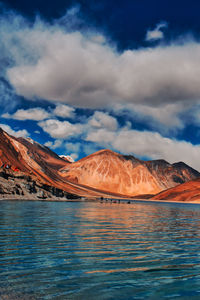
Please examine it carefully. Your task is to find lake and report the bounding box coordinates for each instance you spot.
[0,200,200,299]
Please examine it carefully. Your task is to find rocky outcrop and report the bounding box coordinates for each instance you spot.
[0,170,80,200]
[0,129,108,198]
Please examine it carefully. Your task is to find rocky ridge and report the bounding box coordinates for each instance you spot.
[59,149,200,196]
[0,127,200,200]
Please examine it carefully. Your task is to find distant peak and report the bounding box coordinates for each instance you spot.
[148,159,170,165]
[59,155,74,163]
[93,149,118,156]
[173,161,200,175]
[25,137,34,145]
[172,161,187,167]
[122,154,137,161]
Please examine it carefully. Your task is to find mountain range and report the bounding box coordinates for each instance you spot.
[0,127,200,202]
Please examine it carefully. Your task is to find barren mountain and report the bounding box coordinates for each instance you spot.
[151,178,200,202]
[59,149,200,196]
[0,127,199,200]
[0,128,116,199]
[0,128,69,183]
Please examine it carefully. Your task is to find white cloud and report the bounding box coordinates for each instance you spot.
[44,139,62,149]
[0,123,29,138]
[113,102,186,133]
[90,34,106,44]
[2,105,76,122]
[38,119,82,138]
[38,111,118,142]
[89,111,118,131]
[70,153,78,161]
[0,79,18,112]
[65,142,81,153]
[82,143,100,156]
[53,104,75,118]
[86,128,116,144]
[65,143,81,161]
[86,126,200,171]
[1,12,200,119]
[132,103,185,129]
[2,108,50,121]
[145,21,168,41]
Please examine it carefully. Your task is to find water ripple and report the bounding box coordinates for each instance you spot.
[1,200,200,299]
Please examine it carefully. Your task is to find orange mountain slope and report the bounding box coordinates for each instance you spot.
[151,178,200,202]
[0,128,111,198]
[59,149,200,196]
[0,128,69,183]
[1,127,200,199]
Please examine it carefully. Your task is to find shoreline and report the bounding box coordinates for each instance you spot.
[0,195,200,205]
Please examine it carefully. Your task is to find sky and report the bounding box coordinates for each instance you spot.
[1,0,200,169]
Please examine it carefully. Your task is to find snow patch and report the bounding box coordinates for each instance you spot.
[59,155,75,163]
[25,137,34,145]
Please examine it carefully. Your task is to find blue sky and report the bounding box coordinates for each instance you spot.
[1,0,200,169]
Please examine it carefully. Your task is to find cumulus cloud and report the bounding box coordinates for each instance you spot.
[38,119,82,139]
[44,139,62,149]
[114,102,187,133]
[38,111,118,141]
[145,21,168,41]
[53,104,75,118]
[2,104,76,122]
[86,126,200,170]
[57,4,83,30]
[69,153,78,161]
[2,107,51,121]
[132,103,185,129]
[0,79,18,112]
[0,123,29,138]
[1,12,200,120]
[82,143,101,157]
[65,142,82,161]
[89,111,118,131]
[65,142,81,153]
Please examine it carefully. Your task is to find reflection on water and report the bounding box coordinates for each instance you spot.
[0,201,200,299]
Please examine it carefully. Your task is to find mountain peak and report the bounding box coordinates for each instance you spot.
[94,149,118,155]
[0,127,5,135]
[147,159,170,165]
[1,127,200,200]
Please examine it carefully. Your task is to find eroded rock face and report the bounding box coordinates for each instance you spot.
[0,171,80,200]
[59,149,200,196]
[0,128,95,198]
[0,128,70,183]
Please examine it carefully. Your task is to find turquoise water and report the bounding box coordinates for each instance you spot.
[1,201,200,299]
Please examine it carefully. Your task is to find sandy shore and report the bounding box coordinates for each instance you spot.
[1,194,200,204]
[131,198,200,205]
[0,195,98,202]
